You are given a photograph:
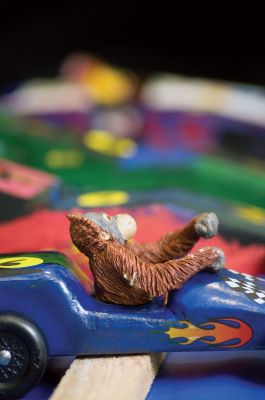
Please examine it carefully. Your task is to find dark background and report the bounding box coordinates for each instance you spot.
[0,2,264,92]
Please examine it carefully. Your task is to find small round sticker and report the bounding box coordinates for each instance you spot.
[77,190,129,207]
[0,257,44,269]
[83,130,137,158]
[44,149,85,169]
[235,205,265,225]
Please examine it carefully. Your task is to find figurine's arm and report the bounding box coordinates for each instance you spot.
[126,212,219,263]
[112,244,224,299]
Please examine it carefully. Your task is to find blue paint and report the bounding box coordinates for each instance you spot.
[22,379,55,400]
[1,251,265,360]
[147,351,265,400]
[119,147,198,169]
[22,351,265,399]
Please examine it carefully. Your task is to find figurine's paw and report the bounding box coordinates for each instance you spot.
[195,212,219,239]
[123,272,137,287]
[129,272,137,287]
[207,247,225,271]
[196,246,225,271]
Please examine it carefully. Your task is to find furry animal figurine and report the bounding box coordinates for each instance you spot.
[68,211,225,305]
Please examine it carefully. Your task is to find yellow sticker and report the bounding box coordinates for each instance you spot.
[235,205,265,225]
[77,191,129,207]
[83,130,137,158]
[44,149,85,169]
[0,256,44,269]
[84,65,134,105]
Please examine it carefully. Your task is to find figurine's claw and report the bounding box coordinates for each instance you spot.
[207,247,225,271]
[129,272,137,287]
[123,272,137,287]
[195,212,219,239]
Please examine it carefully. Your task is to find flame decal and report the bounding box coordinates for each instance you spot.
[165,318,253,348]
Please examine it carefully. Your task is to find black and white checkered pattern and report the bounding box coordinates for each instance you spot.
[222,269,265,305]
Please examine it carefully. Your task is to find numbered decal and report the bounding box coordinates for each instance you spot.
[0,256,44,269]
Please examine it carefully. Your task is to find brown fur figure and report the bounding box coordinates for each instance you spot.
[68,211,225,306]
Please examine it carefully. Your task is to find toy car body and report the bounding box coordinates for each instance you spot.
[1,251,265,398]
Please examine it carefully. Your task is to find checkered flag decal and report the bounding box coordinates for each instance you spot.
[222,270,265,305]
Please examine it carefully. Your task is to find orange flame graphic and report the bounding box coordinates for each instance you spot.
[165,318,253,348]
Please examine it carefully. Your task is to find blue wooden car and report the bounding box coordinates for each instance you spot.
[0,251,265,398]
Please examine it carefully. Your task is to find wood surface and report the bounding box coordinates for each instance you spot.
[50,353,165,400]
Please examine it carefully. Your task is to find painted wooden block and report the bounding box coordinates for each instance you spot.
[54,189,265,244]
[142,109,265,160]
[1,251,265,397]
[1,112,265,208]
[0,159,60,221]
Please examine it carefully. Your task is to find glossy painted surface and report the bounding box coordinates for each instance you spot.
[147,351,265,400]
[1,111,265,208]
[53,189,265,244]
[0,159,59,200]
[1,252,265,358]
[21,351,265,400]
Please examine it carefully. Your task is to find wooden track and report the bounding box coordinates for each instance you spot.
[50,353,165,400]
